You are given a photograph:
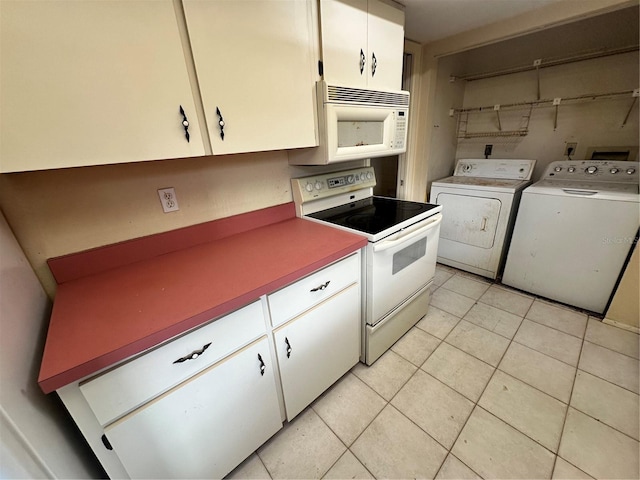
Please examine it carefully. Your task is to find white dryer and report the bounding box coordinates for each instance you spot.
[502,160,639,314]
[429,159,536,279]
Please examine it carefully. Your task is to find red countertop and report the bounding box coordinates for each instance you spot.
[38,203,367,393]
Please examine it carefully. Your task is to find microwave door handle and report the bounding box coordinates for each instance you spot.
[373,214,442,253]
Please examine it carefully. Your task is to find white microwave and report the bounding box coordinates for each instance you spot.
[288,81,409,165]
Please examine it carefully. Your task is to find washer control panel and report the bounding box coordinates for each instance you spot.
[545,160,639,182]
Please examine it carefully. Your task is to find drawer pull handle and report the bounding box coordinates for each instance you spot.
[101,434,113,451]
[310,281,330,292]
[258,353,266,376]
[285,337,292,358]
[173,342,212,364]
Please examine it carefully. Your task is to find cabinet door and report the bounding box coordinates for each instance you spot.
[367,0,405,90]
[104,337,282,479]
[0,0,205,173]
[183,0,318,155]
[320,0,369,88]
[274,283,360,420]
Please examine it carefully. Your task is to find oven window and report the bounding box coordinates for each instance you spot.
[392,238,427,274]
[338,120,384,147]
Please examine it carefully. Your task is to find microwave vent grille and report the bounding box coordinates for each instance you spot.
[327,85,409,106]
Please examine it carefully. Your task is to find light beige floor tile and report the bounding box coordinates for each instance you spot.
[499,342,576,403]
[478,370,567,452]
[526,299,588,338]
[391,370,474,448]
[391,326,441,366]
[312,373,386,446]
[463,302,524,339]
[559,408,640,480]
[422,342,495,402]
[479,284,534,316]
[445,320,510,366]
[571,370,639,440]
[226,453,271,479]
[351,350,417,401]
[416,306,461,339]
[514,319,583,366]
[578,341,639,394]
[433,267,455,286]
[258,409,345,479]
[351,405,447,479]
[552,457,594,479]
[452,407,555,479]
[322,451,373,480]
[584,318,639,359]
[441,275,491,300]
[430,287,477,318]
[435,454,481,479]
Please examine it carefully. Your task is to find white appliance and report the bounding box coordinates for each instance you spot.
[502,160,640,314]
[288,80,409,165]
[291,167,442,364]
[429,159,536,279]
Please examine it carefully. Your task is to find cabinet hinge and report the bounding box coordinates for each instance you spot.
[318,60,324,77]
[101,434,113,451]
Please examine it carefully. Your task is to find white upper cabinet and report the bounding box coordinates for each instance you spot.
[320,0,405,91]
[0,0,205,173]
[182,0,319,155]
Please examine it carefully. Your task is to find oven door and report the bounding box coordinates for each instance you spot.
[365,213,442,326]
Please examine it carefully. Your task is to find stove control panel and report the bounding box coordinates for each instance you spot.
[544,160,639,182]
[291,167,377,204]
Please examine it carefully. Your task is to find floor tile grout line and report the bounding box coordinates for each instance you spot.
[573,366,640,397]
[582,338,640,361]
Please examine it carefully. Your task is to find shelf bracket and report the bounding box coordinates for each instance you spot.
[533,59,542,101]
[621,89,639,127]
[553,98,561,131]
[494,105,502,131]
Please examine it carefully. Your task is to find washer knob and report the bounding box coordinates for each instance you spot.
[314,181,322,190]
[610,168,619,174]
[586,166,598,174]
[568,167,576,173]
[554,166,562,172]
[627,168,636,175]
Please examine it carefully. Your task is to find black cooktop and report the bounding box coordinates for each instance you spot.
[308,196,440,235]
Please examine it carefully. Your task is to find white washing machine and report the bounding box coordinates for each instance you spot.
[502,160,639,314]
[429,159,536,279]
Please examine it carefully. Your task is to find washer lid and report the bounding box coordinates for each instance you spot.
[525,180,639,200]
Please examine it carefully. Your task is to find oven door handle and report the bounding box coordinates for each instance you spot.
[373,214,442,253]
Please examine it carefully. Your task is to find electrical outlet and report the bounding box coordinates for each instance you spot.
[158,188,179,213]
[564,142,578,157]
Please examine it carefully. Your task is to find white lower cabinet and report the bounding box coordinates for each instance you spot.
[104,337,281,479]
[274,283,361,420]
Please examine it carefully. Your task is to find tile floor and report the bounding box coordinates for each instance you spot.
[228,264,640,479]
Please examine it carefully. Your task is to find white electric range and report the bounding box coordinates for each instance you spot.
[291,167,442,364]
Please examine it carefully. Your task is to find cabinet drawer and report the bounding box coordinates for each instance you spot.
[80,300,265,426]
[268,252,360,328]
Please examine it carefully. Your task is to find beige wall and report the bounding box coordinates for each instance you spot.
[606,242,640,331]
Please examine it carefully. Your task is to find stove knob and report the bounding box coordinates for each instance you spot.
[347,175,355,184]
[610,168,619,174]
[367,171,373,180]
[586,166,598,174]
[314,181,322,190]
[627,168,636,175]
[305,183,313,193]
[568,167,576,173]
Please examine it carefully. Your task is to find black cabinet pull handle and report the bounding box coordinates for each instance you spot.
[179,105,190,142]
[173,342,212,364]
[101,434,113,451]
[371,52,377,77]
[285,337,292,358]
[359,49,366,75]
[258,353,266,376]
[310,280,330,292]
[216,107,225,140]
